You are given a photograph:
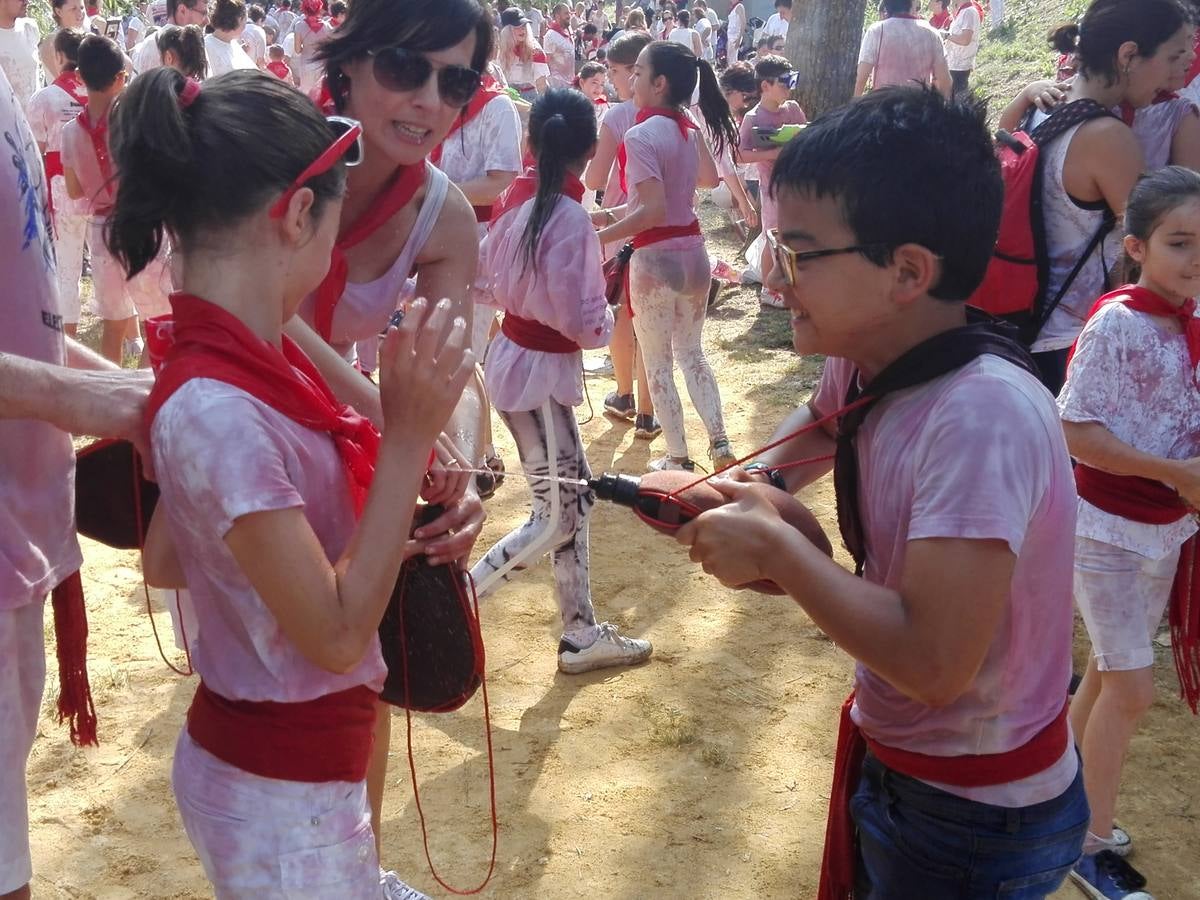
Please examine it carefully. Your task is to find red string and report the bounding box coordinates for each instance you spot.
[665,397,872,502]
[132,447,194,678]
[400,569,498,895]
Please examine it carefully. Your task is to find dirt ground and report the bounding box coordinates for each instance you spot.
[26,206,1199,899]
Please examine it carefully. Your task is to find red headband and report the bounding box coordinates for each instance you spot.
[179,78,201,109]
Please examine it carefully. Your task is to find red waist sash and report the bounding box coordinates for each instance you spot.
[501,312,580,353]
[818,693,1070,900]
[43,151,64,226]
[623,219,703,316]
[1075,463,1200,714]
[473,205,493,223]
[187,681,378,783]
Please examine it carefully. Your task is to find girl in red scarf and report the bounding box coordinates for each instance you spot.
[106,68,474,898]
[1059,166,1200,898]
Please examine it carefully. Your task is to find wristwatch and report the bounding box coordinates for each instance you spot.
[742,462,787,492]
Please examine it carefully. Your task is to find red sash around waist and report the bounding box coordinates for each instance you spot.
[501,312,580,353]
[44,151,63,226]
[621,219,704,316]
[818,693,1070,900]
[187,681,378,783]
[1075,463,1200,714]
[473,205,493,223]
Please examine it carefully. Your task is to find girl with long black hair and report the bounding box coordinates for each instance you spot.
[471,89,653,674]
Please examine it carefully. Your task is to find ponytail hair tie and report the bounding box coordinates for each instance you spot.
[178,78,201,109]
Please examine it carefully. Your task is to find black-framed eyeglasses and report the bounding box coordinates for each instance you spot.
[367,47,482,108]
[766,229,890,286]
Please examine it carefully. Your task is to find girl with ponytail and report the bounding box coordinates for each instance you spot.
[156,23,208,80]
[595,40,737,473]
[108,67,473,897]
[471,88,653,674]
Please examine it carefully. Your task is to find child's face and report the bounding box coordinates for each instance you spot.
[767,188,902,358]
[608,61,634,97]
[1128,197,1200,303]
[580,73,606,100]
[760,76,790,105]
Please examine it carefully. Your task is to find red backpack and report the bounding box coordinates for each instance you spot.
[969,99,1117,345]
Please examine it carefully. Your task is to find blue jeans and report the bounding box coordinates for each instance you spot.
[851,753,1088,899]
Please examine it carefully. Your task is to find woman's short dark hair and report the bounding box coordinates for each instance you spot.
[771,86,1002,302]
[318,0,494,113]
[210,0,247,31]
[106,69,348,279]
[1058,0,1188,85]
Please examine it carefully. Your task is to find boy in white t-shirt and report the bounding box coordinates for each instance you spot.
[945,0,981,96]
[0,0,41,115]
[679,86,1086,897]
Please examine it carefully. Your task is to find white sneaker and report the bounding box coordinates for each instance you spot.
[558,622,653,674]
[123,337,145,360]
[1111,825,1133,858]
[710,439,738,471]
[648,455,695,472]
[759,289,787,309]
[380,870,430,900]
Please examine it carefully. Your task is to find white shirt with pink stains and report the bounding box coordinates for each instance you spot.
[481,193,614,412]
[542,26,575,89]
[0,65,81,611]
[27,82,89,217]
[623,114,704,251]
[1059,299,1200,559]
[812,354,1079,808]
[151,378,386,702]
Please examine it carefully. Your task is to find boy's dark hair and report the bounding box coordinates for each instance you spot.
[882,0,912,14]
[319,0,493,111]
[774,0,791,8]
[583,22,597,34]
[755,35,771,50]
[106,69,348,278]
[269,42,285,56]
[1061,0,1187,84]
[720,61,757,94]
[248,3,264,21]
[54,28,85,70]
[753,53,790,85]
[677,8,690,25]
[520,88,598,274]
[771,87,1002,302]
[77,34,125,91]
[1125,165,1200,241]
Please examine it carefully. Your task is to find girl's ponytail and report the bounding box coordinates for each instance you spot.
[519,88,599,274]
[694,55,737,158]
[105,67,196,279]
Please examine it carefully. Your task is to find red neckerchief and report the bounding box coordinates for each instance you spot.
[430,75,507,165]
[266,60,291,79]
[146,293,380,516]
[616,106,697,194]
[928,10,951,27]
[594,95,608,107]
[301,0,324,33]
[489,166,586,224]
[53,70,88,107]
[1120,90,1181,126]
[312,163,428,342]
[547,21,571,40]
[76,105,114,209]
[1071,284,1200,382]
[531,46,548,65]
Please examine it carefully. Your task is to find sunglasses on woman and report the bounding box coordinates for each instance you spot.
[766,229,890,286]
[367,46,482,108]
[269,116,363,219]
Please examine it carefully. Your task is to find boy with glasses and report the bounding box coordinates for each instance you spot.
[678,86,1087,897]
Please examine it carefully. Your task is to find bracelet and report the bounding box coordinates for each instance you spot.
[742,462,788,492]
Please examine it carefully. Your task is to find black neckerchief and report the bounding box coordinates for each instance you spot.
[834,315,1038,576]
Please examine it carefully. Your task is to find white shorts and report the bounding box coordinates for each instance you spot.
[0,600,47,893]
[1074,536,1179,672]
[172,731,381,899]
[87,217,137,322]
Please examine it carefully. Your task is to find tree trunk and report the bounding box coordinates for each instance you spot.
[783,1,870,118]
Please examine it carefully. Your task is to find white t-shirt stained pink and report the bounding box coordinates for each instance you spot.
[858,17,945,90]
[0,19,40,114]
[811,353,1079,807]
[60,109,115,214]
[542,26,575,89]
[26,82,89,218]
[151,379,387,702]
[0,65,81,611]
[481,193,614,411]
[623,113,703,250]
[1059,299,1200,559]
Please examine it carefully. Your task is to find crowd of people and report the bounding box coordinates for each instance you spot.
[1,0,1198,898]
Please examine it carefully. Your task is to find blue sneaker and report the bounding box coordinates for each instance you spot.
[1070,850,1152,899]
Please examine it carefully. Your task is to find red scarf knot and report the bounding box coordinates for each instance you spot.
[617,106,697,194]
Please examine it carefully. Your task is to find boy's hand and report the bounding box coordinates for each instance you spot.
[675,479,785,588]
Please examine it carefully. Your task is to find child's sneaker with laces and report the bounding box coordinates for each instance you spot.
[558,622,652,674]
[381,869,430,900]
[760,288,787,309]
[634,413,661,440]
[710,439,738,471]
[649,455,695,472]
[1070,850,1152,900]
[604,391,636,421]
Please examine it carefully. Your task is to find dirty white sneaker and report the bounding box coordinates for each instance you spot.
[648,455,695,472]
[709,439,738,471]
[380,869,430,900]
[558,622,653,674]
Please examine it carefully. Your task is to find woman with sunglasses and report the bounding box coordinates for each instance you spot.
[108,68,473,898]
[595,40,738,473]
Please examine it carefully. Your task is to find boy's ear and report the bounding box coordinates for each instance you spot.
[890,243,943,306]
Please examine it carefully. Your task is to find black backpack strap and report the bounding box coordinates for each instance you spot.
[1030,209,1116,340]
[1028,98,1115,147]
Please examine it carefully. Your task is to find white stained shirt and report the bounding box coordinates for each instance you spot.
[1058,300,1200,559]
[944,4,981,71]
[762,12,788,39]
[542,26,575,88]
[695,17,714,60]
[668,26,701,56]
[241,21,267,65]
[0,19,41,114]
[436,94,523,190]
[26,81,83,154]
[204,32,258,78]
[527,6,544,35]
[727,2,746,45]
[132,31,163,73]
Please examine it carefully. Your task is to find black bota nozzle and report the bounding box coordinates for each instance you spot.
[588,472,643,508]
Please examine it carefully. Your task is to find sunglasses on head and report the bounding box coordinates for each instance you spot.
[269,116,362,219]
[367,46,482,108]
